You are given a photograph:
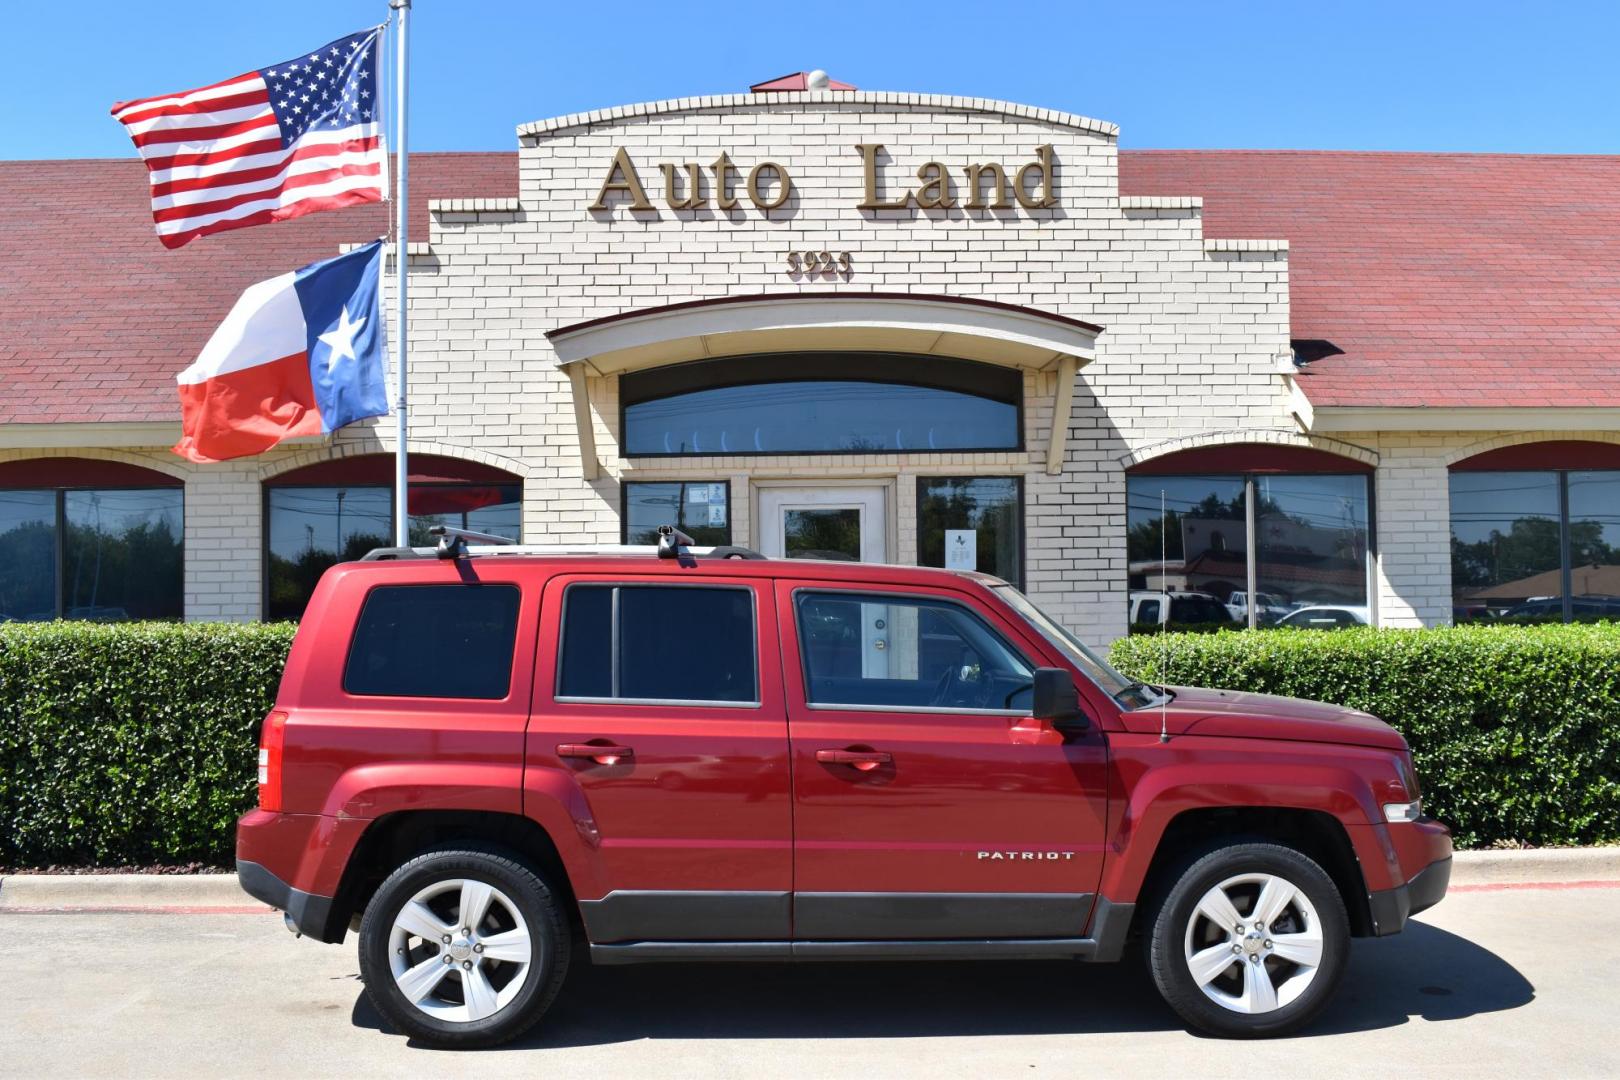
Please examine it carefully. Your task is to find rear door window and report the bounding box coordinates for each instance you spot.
[557,584,758,704]
[344,584,522,699]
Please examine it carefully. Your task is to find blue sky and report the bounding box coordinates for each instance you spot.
[4,0,1618,159]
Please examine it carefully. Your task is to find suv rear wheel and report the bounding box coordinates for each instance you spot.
[358,848,570,1048]
[1147,842,1349,1038]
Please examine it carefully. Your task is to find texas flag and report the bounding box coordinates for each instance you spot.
[174,241,388,463]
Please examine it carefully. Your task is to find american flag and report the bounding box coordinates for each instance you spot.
[111,27,386,249]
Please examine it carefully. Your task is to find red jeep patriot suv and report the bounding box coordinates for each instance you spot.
[237,527,1451,1047]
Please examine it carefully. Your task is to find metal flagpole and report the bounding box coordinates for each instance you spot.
[389,0,411,547]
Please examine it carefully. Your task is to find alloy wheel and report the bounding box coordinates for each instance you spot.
[1182,872,1325,1014]
[387,878,534,1023]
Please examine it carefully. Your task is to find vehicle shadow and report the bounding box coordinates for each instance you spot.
[350,920,1534,1048]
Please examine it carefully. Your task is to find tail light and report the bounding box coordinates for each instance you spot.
[258,710,288,812]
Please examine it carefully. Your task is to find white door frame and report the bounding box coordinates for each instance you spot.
[756,480,894,676]
[753,481,893,563]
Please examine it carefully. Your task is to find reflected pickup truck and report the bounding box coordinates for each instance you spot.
[238,529,1451,1047]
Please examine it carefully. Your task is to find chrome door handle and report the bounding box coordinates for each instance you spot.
[557,742,633,765]
[815,748,892,772]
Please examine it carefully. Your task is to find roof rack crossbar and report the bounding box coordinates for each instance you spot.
[431,524,517,560]
[656,524,694,560]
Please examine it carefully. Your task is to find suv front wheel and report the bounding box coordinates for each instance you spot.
[357,848,570,1048]
[1147,842,1350,1038]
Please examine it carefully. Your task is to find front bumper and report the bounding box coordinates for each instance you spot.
[1368,854,1452,936]
[237,859,336,940]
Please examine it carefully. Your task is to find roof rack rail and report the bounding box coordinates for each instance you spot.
[357,524,767,563]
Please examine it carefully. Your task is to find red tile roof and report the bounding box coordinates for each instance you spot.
[4,149,1618,425]
[0,154,516,426]
[1120,150,1620,410]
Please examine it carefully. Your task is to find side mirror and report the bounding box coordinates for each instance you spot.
[1031,667,1085,726]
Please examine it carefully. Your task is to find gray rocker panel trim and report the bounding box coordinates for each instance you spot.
[579,890,792,943]
[793,891,1096,940]
[580,891,1138,965]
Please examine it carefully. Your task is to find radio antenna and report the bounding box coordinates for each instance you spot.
[1159,487,1170,744]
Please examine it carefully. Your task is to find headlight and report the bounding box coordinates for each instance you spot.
[1383,799,1424,823]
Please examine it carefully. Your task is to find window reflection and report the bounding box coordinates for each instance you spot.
[1449,472,1563,622]
[0,488,182,622]
[918,477,1022,586]
[266,483,521,620]
[624,381,1018,456]
[0,491,56,621]
[1451,469,1620,623]
[406,486,522,547]
[1126,471,1371,632]
[1126,476,1245,631]
[623,482,731,546]
[1254,474,1370,620]
[784,508,862,561]
[1568,472,1620,617]
[63,490,184,620]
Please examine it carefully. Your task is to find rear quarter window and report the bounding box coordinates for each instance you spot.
[343,583,522,699]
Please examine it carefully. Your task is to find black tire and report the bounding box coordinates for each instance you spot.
[357,847,570,1048]
[1146,841,1349,1038]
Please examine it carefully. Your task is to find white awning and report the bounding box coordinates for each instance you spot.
[547,293,1103,478]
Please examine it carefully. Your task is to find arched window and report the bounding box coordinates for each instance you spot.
[1449,441,1620,623]
[620,354,1022,456]
[0,458,184,621]
[1125,444,1373,632]
[264,454,521,620]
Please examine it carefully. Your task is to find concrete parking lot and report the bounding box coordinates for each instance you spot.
[2,884,1615,1079]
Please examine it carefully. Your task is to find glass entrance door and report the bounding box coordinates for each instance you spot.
[758,485,890,675]
[757,486,887,563]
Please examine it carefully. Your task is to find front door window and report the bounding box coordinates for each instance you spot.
[783,508,861,561]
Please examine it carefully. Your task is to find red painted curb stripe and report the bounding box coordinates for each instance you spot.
[1449,879,1619,893]
[0,905,273,915]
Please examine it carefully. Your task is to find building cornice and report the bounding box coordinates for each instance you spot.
[0,422,327,451]
[1306,406,1620,432]
[0,421,180,449]
[517,92,1119,144]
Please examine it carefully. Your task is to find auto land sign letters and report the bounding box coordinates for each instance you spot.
[588,144,1059,213]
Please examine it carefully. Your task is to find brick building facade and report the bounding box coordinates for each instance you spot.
[3,82,1618,639]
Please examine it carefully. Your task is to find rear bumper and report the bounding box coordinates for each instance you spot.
[237,859,335,939]
[1368,854,1452,937]
[236,808,365,943]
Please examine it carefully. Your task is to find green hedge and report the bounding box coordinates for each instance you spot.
[1111,623,1620,849]
[0,622,295,868]
[2,621,1616,866]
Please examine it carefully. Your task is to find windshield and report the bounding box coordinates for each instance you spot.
[993,585,1161,709]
